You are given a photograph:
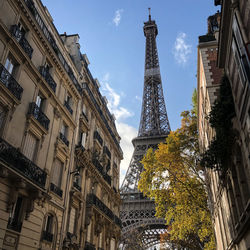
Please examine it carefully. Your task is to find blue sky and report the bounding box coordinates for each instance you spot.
[42,0,219,183]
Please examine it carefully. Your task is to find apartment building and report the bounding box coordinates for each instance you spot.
[0,0,123,249]
[197,1,250,249]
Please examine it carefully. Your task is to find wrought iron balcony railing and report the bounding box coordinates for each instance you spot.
[0,137,47,188]
[24,0,82,94]
[92,159,111,186]
[81,111,88,122]
[10,25,33,59]
[103,146,111,159]
[42,231,53,242]
[0,63,23,100]
[64,101,73,115]
[87,194,121,228]
[39,66,57,92]
[28,102,50,130]
[59,132,69,147]
[50,183,63,197]
[94,131,103,146]
[84,241,96,250]
[73,181,82,191]
[7,218,23,232]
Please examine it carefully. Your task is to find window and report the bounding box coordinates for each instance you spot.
[17,21,26,38]
[4,56,16,75]
[64,93,73,114]
[42,213,57,243]
[68,207,76,234]
[60,122,69,146]
[36,93,45,109]
[7,196,25,232]
[78,131,86,147]
[23,132,38,161]
[51,159,63,188]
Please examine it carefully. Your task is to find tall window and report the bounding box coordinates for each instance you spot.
[51,159,63,189]
[23,132,38,161]
[4,57,15,74]
[7,196,25,232]
[78,131,86,147]
[36,93,45,109]
[0,104,6,133]
[68,207,76,234]
[42,213,57,243]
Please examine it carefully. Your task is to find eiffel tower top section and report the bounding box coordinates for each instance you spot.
[138,9,171,137]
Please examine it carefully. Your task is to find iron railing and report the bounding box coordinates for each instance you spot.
[10,25,33,59]
[103,146,111,159]
[0,63,23,100]
[23,0,82,94]
[64,101,73,114]
[50,183,63,197]
[28,102,50,130]
[92,159,111,186]
[94,131,103,146]
[7,218,23,232]
[84,241,96,250]
[39,66,57,92]
[42,231,53,242]
[73,181,82,191]
[81,111,88,122]
[59,132,69,147]
[87,194,122,228]
[0,137,47,188]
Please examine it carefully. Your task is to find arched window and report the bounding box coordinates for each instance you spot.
[41,213,57,246]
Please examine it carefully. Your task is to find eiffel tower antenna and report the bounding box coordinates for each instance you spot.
[120,10,170,248]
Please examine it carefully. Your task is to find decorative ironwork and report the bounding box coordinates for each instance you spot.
[103,146,111,159]
[92,159,111,186]
[120,13,170,248]
[59,132,69,147]
[73,181,81,191]
[39,66,57,92]
[42,231,53,242]
[28,102,50,130]
[87,194,121,227]
[64,101,73,114]
[24,0,82,94]
[10,25,33,59]
[50,183,63,197]
[0,63,23,100]
[0,137,47,188]
[84,241,96,250]
[94,131,103,146]
[7,218,22,232]
[82,111,88,122]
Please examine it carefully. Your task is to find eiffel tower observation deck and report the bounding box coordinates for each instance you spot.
[120,9,171,249]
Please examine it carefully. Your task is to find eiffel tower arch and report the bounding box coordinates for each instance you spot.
[120,9,171,249]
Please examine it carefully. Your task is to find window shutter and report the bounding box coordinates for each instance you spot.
[52,159,63,187]
[23,133,38,161]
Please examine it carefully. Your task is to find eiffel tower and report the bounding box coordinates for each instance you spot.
[120,9,171,249]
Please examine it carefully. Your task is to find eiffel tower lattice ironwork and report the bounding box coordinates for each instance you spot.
[120,9,171,249]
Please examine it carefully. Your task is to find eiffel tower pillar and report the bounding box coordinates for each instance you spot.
[120,9,171,249]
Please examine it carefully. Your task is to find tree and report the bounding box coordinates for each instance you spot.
[138,93,215,250]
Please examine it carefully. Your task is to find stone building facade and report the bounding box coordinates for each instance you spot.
[197,1,250,249]
[0,0,123,249]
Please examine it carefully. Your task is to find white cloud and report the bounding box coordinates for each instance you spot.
[173,32,191,65]
[113,9,123,27]
[135,95,142,102]
[100,73,137,185]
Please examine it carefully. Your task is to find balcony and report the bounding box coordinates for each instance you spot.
[86,194,121,228]
[73,181,81,192]
[10,25,33,59]
[0,63,23,100]
[50,183,63,197]
[94,131,103,146]
[59,132,69,147]
[28,102,50,130]
[64,101,73,115]
[39,66,57,92]
[84,241,96,250]
[103,146,111,159]
[0,137,47,188]
[7,218,22,232]
[42,231,53,242]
